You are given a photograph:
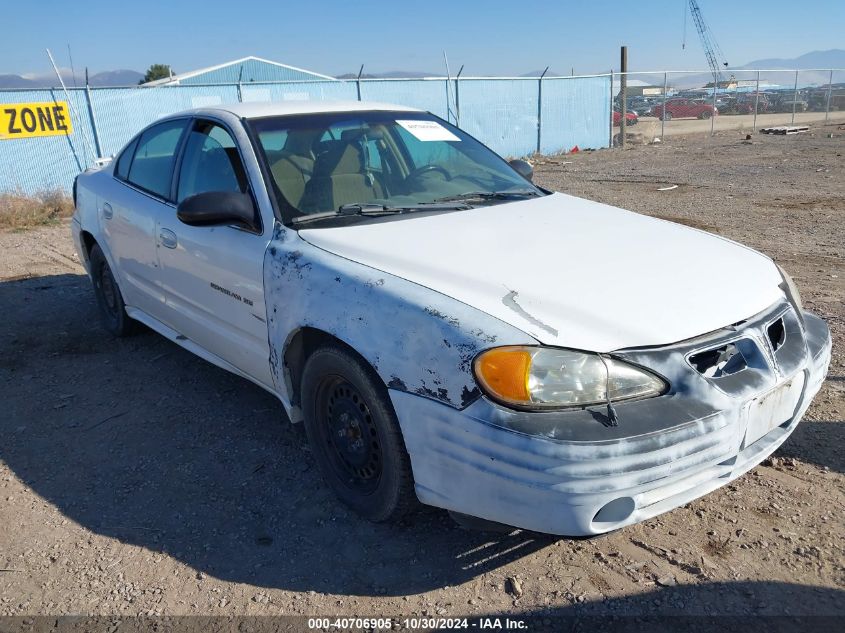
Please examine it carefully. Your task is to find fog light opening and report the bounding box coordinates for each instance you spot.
[592,497,636,527]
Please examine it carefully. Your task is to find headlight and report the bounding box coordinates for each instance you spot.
[776,264,803,315]
[473,346,667,410]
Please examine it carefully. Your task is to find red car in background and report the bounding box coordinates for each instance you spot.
[651,98,718,120]
[612,110,638,126]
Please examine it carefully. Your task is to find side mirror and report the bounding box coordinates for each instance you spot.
[508,159,534,182]
[177,191,258,230]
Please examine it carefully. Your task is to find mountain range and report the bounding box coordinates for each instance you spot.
[668,49,845,88]
[1,50,841,90]
[0,69,143,90]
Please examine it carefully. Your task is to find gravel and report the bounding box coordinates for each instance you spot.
[0,128,843,618]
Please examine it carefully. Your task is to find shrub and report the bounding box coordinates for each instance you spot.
[0,190,74,230]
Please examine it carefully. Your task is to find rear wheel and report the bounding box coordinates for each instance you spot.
[89,244,137,337]
[698,111,712,119]
[301,345,416,522]
[660,112,673,121]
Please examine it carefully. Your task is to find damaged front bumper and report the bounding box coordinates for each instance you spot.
[390,304,832,536]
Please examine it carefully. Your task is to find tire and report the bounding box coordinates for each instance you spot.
[660,112,672,121]
[89,244,137,337]
[698,111,712,120]
[301,345,416,522]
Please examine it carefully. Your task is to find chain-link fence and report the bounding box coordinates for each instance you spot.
[0,75,611,194]
[2,68,844,194]
[611,68,845,145]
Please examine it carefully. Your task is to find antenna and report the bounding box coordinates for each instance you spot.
[67,43,78,88]
[46,48,96,165]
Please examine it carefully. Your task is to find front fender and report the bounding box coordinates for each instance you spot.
[263,222,536,410]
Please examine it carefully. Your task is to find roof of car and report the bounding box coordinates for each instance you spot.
[198,100,422,119]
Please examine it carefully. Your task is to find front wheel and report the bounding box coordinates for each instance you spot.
[301,346,416,522]
[660,112,672,121]
[89,244,137,337]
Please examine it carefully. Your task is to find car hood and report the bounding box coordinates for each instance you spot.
[298,192,784,352]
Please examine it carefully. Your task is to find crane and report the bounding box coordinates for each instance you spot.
[683,0,732,86]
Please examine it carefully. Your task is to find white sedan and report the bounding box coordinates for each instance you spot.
[71,101,831,536]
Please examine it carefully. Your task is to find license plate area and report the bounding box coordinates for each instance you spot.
[745,373,805,447]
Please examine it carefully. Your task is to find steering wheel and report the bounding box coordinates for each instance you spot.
[406,164,452,181]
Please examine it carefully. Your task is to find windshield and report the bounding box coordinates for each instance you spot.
[247,111,542,225]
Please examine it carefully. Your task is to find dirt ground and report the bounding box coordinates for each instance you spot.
[1,128,843,623]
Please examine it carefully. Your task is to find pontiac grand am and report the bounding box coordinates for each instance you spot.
[71,101,831,535]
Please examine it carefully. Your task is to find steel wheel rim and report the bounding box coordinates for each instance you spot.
[315,375,382,494]
[98,262,119,318]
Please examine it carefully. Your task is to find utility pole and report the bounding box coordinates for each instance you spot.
[619,46,628,147]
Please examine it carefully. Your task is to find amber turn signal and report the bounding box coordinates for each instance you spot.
[473,346,532,403]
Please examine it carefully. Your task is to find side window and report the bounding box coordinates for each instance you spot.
[126,119,187,199]
[257,130,289,152]
[364,138,383,171]
[114,137,139,180]
[177,120,248,203]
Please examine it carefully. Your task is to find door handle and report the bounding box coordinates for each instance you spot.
[102,202,113,220]
[159,228,177,249]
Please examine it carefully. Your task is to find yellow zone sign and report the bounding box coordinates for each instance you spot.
[0,101,74,140]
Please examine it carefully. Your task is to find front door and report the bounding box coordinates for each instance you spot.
[155,118,273,388]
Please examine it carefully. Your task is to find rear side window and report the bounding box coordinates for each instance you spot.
[126,119,187,199]
[114,137,138,180]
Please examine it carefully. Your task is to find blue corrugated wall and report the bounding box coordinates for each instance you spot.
[0,76,610,194]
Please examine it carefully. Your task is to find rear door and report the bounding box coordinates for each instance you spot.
[154,117,273,388]
[103,119,188,315]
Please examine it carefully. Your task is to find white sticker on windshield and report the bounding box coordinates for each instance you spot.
[396,119,460,142]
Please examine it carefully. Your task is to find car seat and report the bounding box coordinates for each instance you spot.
[300,136,384,213]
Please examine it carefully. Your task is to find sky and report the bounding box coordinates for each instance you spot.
[3,0,843,77]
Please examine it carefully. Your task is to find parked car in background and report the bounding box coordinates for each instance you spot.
[651,98,718,120]
[777,98,809,113]
[735,93,769,114]
[71,101,830,537]
[613,110,639,126]
[623,97,659,117]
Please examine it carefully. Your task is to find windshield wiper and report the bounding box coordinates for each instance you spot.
[432,190,541,203]
[290,202,470,226]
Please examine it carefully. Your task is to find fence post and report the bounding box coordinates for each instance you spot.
[84,84,103,158]
[609,69,614,148]
[661,72,667,140]
[536,66,548,155]
[753,70,760,132]
[445,76,451,123]
[356,65,364,101]
[49,87,83,173]
[455,66,463,127]
[237,66,244,102]
[825,69,833,126]
[791,69,799,124]
[710,79,717,136]
[619,46,627,147]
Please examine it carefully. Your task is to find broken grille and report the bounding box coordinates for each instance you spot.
[685,304,805,386]
[689,342,748,378]
[767,317,786,352]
